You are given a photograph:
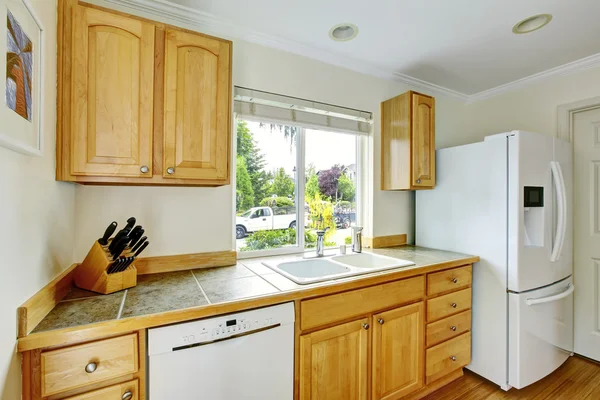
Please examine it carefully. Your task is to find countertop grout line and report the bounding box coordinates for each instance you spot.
[252,269,282,292]
[116,290,128,320]
[190,270,212,304]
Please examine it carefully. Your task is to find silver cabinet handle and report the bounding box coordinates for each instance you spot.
[451,303,457,308]
[450,326,457,331]
[167,167,175,175]
[450,356,457,362]
[416,179,422,184]
[452,277,458,283]
[140,165,149,174]
[377,318,384,325]
[84,362,97,373]
[122,390,133,400]
[362,323,370,330]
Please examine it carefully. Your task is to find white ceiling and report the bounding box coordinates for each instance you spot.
[153,0,600,98]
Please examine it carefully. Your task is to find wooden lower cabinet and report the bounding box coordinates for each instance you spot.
[372,303,424,400]
[299,318,369,400]
[63,380,138,400]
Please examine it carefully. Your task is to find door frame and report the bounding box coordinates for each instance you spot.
[557,96,600,142]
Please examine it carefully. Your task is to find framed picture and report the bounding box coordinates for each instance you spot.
[0,0,42,156]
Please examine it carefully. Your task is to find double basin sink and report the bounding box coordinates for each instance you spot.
[263,252,415,285]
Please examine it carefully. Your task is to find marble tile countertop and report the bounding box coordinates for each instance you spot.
[32,245,477,334]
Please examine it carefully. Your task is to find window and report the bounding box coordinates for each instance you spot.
[233,88,371,256]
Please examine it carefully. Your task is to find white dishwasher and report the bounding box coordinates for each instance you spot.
[148,302,294,399]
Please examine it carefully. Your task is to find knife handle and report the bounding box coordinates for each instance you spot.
[98,221,118,246]
[126,217,136,230]
[134,241,149,257]
[132,236,147,252]
[107,258,123,274]
[128,228,144,248]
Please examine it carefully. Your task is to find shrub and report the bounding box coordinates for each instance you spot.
[241,229,320,251]
[260,196,294,208]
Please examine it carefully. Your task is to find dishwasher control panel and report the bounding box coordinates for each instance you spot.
[148,302,295,356]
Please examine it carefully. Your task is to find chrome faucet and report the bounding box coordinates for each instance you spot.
[316,230,326,257]
[352,226,363,253]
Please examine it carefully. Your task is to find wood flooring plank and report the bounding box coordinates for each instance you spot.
[421,356,600,400]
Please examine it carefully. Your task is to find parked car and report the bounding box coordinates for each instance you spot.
[236,206,297,239]
[334,211,356,229]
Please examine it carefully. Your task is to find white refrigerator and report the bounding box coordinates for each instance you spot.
[416,130,574,390]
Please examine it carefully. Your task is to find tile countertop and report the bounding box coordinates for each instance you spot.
[31,245,477,335]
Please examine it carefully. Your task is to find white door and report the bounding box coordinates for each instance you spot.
[573,107,600,361]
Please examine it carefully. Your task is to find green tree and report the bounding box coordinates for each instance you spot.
[305,174,319,198]
[337,174,356,201]
[269,168,295,198]
[236,156,254,211]
[236,121,269,206]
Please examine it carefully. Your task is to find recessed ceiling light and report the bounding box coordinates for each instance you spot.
[329,23,358,42]
[512,14,552,34]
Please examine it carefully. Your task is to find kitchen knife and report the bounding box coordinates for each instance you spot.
[111,236,130,258]
[98,221,118,246]
[121,256,136,272]
[116,256,134,273]
[131,236,147,252]
[128,227,144,248]
[134,241,149,257]
[107,258,124,274]
[125,217,136,230]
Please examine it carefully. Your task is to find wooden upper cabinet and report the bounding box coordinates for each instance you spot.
[163,28,231,181]
[372,302,424,400]
[299,318,369,400]
[381,91,436,190]
[71,5,154,178]
[56,1,232,186]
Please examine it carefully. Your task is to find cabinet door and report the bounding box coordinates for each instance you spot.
[372,302,424,400]
[299,318,369,400]
[71,5,154,177]
[411,93,435,188]
[163,28,231,181]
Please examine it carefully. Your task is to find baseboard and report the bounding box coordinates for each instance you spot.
[134,250,237,275]
[364,234,407,249]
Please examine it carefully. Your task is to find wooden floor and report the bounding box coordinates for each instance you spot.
[423,356,600,399]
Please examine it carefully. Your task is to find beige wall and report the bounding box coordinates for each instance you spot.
[0,0,76,398]
[438,67,600,148]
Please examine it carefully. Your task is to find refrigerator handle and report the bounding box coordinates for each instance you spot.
[550,161,567,262]
[526,283,574,306]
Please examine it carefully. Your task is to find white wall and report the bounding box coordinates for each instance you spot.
[0,0,76,398]
[437,67,600,148]
[73,6,468,259]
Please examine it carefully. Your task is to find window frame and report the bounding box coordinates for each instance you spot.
[233,118,363,259]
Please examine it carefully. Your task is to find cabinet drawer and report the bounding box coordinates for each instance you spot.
[427,265,472,296]
[64,379,139,400]
[426,288,471,322]
[41,334,139,396]
[426,311,471,347]
[301,276,424,330]
[426,332,471,384]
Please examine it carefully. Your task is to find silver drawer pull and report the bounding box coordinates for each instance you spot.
[167,167,175,175]
[122,390,133,400]
[452,277,458,283]
[84,362,97,373]
[450,356,457,362]
[140,165,149,174]
[450,326,457,331]
[451,303,457,308]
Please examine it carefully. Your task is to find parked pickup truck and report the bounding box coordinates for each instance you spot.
[236,207,297,239]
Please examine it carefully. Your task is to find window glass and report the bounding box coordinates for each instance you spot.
[235,120,299,252]
[304,129,358,249]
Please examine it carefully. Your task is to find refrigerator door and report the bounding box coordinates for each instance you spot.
[508,276,574,389]
[507,131,572,292]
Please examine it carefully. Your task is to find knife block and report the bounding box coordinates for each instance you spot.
[74,241,137,295]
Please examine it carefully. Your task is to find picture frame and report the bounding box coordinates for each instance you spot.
[1,0,43,156]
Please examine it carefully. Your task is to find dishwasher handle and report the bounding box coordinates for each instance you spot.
[172,323,282,352]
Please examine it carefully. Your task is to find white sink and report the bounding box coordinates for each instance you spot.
[332,252,413,269]
[263,252,415,285]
